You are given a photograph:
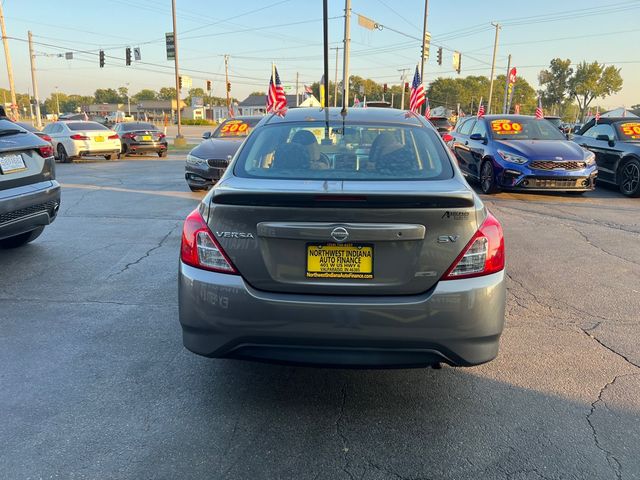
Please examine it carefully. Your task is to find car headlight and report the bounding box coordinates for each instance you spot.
[186,153,206,166]
[583,150,596,166]
[497,150,528,165]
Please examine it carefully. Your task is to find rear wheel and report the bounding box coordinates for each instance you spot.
[158,150,167,158]
[57,144,71,163]
[105,154,115,161]
[119,144,128,159]
[619,158,640,197]
[480,161,500,194]
[188,185,204,192]
[0,227,44,249]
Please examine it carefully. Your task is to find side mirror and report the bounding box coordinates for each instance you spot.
[469,133,486,143]
[596,134,614,146]
[202,132,212,140]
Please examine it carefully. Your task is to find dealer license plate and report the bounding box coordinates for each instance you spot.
[95,136,104,142]
[0,154,26,174]
[142,135,152,141]
[306,243,373,279]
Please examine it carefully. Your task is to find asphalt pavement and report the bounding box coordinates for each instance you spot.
[1,154,639,480]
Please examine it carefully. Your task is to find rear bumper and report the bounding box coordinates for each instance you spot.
[178,263,506,368]
[0,180,61,240]
[122,140,167,153]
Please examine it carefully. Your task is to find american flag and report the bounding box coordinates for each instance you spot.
[595,107,601,123]
[304,85,313,94]
[353,95,360,107]
[535,97,543,119]
[424,97,431,119]
[409,65,425,113]
[266,65,287,113]
[477,102,485,118]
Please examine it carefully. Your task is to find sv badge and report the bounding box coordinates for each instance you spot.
[437,235,460,243]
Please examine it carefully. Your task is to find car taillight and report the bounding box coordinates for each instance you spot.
[108,134,119,140]
[70,134,89,140]
[180,208,237,274]
[442,212,504,280]
[442,133,453,143]
[41,134,52,143]
[157,133,166,139]
[38,145,54,158]
[123,133,136,139]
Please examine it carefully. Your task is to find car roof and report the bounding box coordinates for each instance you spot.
[261,107,426,127]
[482,114,538,121]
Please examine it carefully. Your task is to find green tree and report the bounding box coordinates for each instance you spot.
[94,88,121,104]
[568,61,623,120]
[493,75,537,115]
[538,58,573,111]
[158,87,177,100]
[133,89,157,101]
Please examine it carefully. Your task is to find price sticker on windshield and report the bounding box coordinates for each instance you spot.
[491,119,523,135]
[220,120,249,135]
[620,122,640,139]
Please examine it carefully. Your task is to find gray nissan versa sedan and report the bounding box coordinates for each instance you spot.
[178,107,506,368]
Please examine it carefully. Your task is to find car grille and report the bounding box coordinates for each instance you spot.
[0,200,59,226]
[529,160,586,171]
[519,177,589,189]
[207,159,229,168]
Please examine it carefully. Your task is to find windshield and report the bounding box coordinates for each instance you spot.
[430,118,451,127]
[234,122,453,181]
[545,117,562,128]
[213,118,259,138]
[489,117,566,141]
[67,122,108,131]
[616,121,640,141]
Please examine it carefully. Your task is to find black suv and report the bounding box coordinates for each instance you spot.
[0,117,61,248]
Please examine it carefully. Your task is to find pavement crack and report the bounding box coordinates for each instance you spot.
[579,328,640,369]
[110,224,179,277]
[335,384,355,480]
[567,225,640,267]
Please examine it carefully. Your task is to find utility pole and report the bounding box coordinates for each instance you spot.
[55,86,60,116]
[0,2,17,119]
[398,68,410,110]
[502,54,511,114]
[224,54,230,115]
[125,82,131,116]
[27,31,42,128]
[295,71,299,107]
[487,22,500,114]
[332,46,341,107]
[390,93,394,109]
[171,0,185,145]
[341,0,351,112]
[419,0,429,83]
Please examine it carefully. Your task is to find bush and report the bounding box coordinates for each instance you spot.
[181,119,216,126]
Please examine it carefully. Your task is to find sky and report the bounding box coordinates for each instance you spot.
[1,0,639,109]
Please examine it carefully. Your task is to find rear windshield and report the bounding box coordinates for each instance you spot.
[489,117,566,141]
[121,123,157,131]
[430,118,451,127]
[545,117,562,128]
[234,122,453,180]
[67,122,108,131]
[616,121,640,140]
[213,118,260,138]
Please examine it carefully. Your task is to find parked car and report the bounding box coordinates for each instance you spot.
[113,122,167,158]
[429,116,454,136]
[0,118,60,248]
[185,116,261,191]
[178,107,506,368]
[104,111,134,125]
[544,116,563,131]
[42,121,121,163]
[14,122,52,144]
[448,114,597,194]
[573,117,640,197]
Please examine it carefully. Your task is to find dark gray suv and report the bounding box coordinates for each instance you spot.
[0,119,60,248]
[178,108,506,368]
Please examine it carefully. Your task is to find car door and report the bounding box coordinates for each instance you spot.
[575,124,621,183]
[452,118,476,174]
[467,119,489,178]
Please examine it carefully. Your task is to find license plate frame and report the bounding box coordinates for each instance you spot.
[306,243,374,279]
[0,154,26,174]
[141,135,152,141]
[94,136,104,142]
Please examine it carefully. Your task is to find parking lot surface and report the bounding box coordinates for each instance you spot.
[1,155,639,479]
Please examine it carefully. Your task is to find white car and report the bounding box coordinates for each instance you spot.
[42,121,121,163]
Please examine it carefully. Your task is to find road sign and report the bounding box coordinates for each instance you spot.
[165,33,175,60]
[65,52,73,60]
[452,51,462,74]
[181,75,192,90]
[191,96,204,107]
[422,31,431,60]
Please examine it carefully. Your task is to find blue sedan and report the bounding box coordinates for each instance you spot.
[449,115,597,194]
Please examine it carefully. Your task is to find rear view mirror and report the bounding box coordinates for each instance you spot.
[202,132,212,140]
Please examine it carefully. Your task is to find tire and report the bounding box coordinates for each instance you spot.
[120,144,128,158]
[480,161,500,194]
[105,154,115,160]
[0,227,44,249]
[188,185,203,192]
[618,158,640,197]
[57,144,71,163]
[158,150,167,158]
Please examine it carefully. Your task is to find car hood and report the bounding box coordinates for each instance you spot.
[190,137,245,160]
[495,139,585,160]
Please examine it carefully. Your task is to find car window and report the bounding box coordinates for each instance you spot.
[583,124,616,140]
[616,122,640,141]
[122,123,157,131]
[458,119,475,135]
[471,120,488,138]
[213,118,259,138]
[234,122,453,181]
[489,117,566,140]
[66,122,109,131]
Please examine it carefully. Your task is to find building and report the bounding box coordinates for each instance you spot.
[135,100,186,121]
[237,94,321,116]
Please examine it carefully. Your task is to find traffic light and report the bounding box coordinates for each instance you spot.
[437,47,443,66]
[456,53,462,74]
[206,80,212,91]
[383,83,387,93]
[99,50,105,68]
[125,47,131,66]
[178,76,183,90]
[226,81,231,93]
[404,82,409,90]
